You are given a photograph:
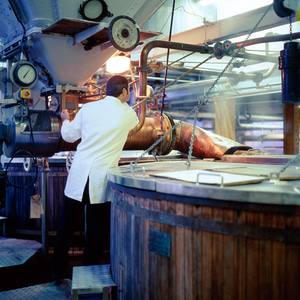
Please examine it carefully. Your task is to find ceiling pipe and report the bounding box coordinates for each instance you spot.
[127,37,284,137]
[236,32,300,48]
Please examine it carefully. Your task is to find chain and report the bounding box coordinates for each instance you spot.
[290,18,292,41]
[132,55,214,165]
[130,52,196,89]
[278,152,300,175]
[131,54,214,110]
[186,106,199,167]
[132,4,273,167]
[185,4,273,167]
[132,101,203,166]
[277,16,300,175]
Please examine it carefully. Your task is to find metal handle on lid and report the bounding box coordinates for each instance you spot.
[196,172,224,187]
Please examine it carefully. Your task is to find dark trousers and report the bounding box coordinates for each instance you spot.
[52,182,111,279]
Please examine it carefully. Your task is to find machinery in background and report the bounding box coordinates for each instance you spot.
[0,0,250,171]
[0,0,165,158]
[0,0,166,211]
[1,0,300,210]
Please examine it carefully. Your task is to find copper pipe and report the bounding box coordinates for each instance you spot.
[124,114,175,155]
[173,121,250,159]
[58,41,250,159]
[124,115,250,159]
[236,32,300,48]
[128,40,213,137]
[127,66,147,136]
[57,114,250,159]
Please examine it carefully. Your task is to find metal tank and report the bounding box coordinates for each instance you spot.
[2,109,61,158]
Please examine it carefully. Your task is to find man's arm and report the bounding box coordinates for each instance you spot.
[60,109,82,142]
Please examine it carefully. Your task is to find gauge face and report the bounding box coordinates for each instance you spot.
[84,0,103,19]
[79,0,109,22]
[108,16,140,52]
[11,61,38,88]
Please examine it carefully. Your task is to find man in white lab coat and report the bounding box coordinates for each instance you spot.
[53,75,138,279]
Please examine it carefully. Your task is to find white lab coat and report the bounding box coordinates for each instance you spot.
[61,96,138,204]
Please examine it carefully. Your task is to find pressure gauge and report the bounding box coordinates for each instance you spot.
[10,61,38,88]
[108,15,140,52]
[79,0,109,22]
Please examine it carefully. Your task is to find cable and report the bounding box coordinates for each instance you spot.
[5,149,38,189]
[161,0,176,114]
[159,0,176,155]
[8,0,29,61]
[3,106,38,189]
[158,5,206,34]
[185,3,273,166]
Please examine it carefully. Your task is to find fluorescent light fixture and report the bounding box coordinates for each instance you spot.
[106,55,130,74]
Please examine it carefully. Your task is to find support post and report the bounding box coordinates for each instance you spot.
[214,99,236,141]
[41,159,50,258]
[283,103,299,154]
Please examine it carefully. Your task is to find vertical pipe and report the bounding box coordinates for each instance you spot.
[0,169,6,210]
[5,60,13,99]
[128,40,211,137]
[283,102,299,154]
[41,163,50,258]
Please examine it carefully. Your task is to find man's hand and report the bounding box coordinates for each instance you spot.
[60,109,70,121]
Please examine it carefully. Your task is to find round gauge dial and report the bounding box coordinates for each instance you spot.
[84,0,103,19]
[108,15,140,52]
[79,0,109,22]
[11,61,38,88]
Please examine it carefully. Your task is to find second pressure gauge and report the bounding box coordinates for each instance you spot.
[79,0,109,22]
[10,61,38,88]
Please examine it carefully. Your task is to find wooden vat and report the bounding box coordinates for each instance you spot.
[0,161,79,238]
[109,161,300,300]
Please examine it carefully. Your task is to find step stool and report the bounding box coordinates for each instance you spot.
[71,264,116,300]
[0,216,7,237]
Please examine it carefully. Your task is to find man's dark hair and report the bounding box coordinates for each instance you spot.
[106,75,129,97]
